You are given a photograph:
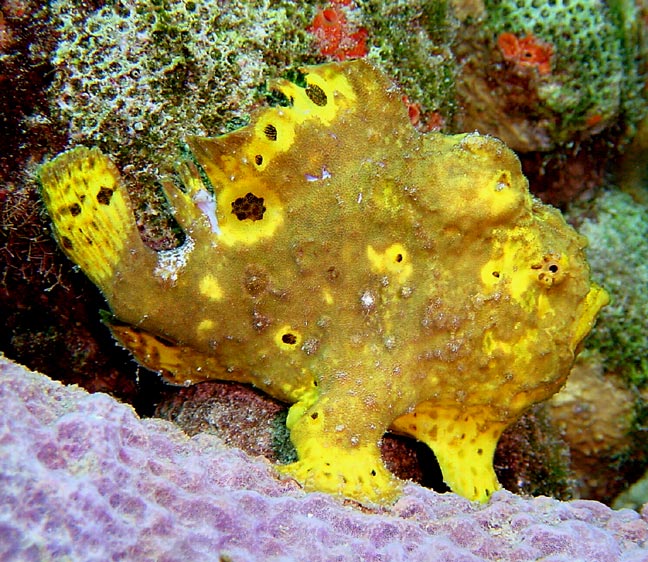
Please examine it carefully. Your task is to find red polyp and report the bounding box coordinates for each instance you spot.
[498,32,553,76]
[517,35,553,75]
[309,2,368,60]
[497,32,520,59]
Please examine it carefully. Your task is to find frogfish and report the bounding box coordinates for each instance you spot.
[39,60,608,504]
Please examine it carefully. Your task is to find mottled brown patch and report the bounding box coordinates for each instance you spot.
[244,266,269,296]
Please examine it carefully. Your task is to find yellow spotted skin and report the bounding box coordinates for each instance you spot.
[39,60,608,505]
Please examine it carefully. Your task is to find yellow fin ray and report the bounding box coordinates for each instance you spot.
[392,405,505,503]
[39,146,146,292]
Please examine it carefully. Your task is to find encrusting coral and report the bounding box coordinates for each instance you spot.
[559,189,648,501]
[571,190,648,388]
[39,60,607,505]
[457,0,645,152]
[5,356,648,561]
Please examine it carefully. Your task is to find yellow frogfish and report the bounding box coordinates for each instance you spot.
[39,60,608,504]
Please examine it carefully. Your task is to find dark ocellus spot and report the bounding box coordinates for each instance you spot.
[263,123,277,141]
[231,192,266,221]
[61,236,74,250]
[96,187,114,205]
[69,203,82,216]
[282,333,297,345]
[305,83,327,106]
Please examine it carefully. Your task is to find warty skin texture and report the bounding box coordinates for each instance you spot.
[39,60,607,504]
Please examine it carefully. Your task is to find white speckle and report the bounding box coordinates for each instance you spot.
[334,371,348,381]
[305,165,332,182]
[495,181,508,192]
[335,424,346,432]
[447,340,461,353]
[193,189,220,234]
[357,192,363,204]
[360,290,375,310]
[154,236,195,283]
[384,336,396,350]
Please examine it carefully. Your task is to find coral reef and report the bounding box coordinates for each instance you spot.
[548,353,637,501]
[308,0,368,60]
[572,190,648,386]
[2,0,323,401]
[0,2,158,401]
[452,0,647,204]
[39,60,607,504]
[615,468,648,512]
[0,0,643,514]
[0,0,61,181]
[494,404,575,501]
[557,189,648,502]
[619,113,648,205]
[457,0,644,152]
[360,0,459,130]
[47,0,320,248]
[155,380,429,483]
[3,356,648,561]
[155,379,580,500]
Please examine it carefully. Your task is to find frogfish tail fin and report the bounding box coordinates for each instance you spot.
[39,146,146,293]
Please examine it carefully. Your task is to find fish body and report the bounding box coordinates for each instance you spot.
[40,60,607,504]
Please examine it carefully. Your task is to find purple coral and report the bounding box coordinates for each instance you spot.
[1,356,648,561]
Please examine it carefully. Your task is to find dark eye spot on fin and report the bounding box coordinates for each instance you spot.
[305,84,327,106]
[96,187,114,205]
[264,124,278,141]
